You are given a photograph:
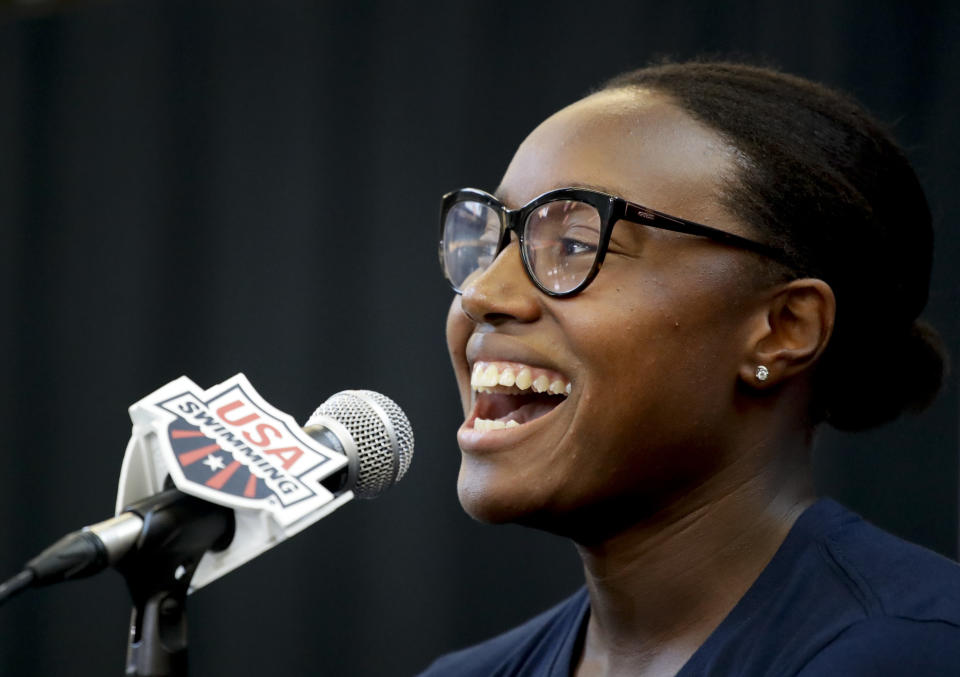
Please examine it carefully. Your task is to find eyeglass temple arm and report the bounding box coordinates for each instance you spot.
[620,203,791,266]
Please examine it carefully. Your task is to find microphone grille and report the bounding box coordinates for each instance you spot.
[311,390,414,498]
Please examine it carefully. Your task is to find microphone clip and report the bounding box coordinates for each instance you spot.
[117,488,234,677]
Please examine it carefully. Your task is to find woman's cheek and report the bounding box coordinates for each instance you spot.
[446,297,474,414]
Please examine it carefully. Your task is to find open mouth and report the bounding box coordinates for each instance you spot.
[470,361,571,431]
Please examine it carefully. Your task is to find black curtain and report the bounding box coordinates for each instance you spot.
[0,1,956,675]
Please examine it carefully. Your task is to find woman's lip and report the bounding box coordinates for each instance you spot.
[457,397,569,453]
[465,332,565,375]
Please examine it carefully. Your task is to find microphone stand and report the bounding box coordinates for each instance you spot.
[115,490,234,677]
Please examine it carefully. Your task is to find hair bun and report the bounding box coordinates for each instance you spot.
[898,321,949,413]
[822,319,948,431]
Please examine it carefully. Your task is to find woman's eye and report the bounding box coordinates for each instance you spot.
[561,237,597,256]
[557,222,600,256]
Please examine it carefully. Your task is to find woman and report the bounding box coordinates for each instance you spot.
[423,61,958,676]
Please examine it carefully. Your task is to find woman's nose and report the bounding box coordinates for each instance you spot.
[459,240,541,325]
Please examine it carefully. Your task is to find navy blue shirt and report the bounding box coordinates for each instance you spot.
[419,499,960,675]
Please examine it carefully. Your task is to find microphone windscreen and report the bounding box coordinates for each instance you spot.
[307,390,414,498]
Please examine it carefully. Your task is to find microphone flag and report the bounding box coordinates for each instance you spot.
[116,373,351,590]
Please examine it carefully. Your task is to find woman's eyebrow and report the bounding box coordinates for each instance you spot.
[564,182,621,195]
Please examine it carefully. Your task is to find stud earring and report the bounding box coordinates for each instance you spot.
[755,365,770,382]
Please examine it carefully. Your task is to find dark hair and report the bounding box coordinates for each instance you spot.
[602,61,946,431]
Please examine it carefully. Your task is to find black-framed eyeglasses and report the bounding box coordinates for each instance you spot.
[439,187,794,298]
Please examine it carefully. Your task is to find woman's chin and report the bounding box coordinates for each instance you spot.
[456,466,544,525]
[456,464,582,532]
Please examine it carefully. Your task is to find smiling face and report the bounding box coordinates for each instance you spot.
[446,89,771,540]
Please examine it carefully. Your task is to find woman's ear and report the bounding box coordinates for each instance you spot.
[740,278,836,387]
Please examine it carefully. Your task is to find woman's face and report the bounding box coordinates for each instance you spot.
[446,89,766,538]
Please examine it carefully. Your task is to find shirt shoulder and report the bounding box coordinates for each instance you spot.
[417,588,589,677]
[797,615,960,675]
[680,499,960,676]
[819,501,960,625]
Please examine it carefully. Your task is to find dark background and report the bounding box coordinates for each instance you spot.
[0,1,957,675]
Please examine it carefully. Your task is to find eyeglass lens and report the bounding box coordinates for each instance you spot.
[442,198,603,295]
[442,201,502,290]
[523,200,602,293]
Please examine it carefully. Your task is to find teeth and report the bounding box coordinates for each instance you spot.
[469,361,571,395]
[532,375,549,393]
[474,418,521,432]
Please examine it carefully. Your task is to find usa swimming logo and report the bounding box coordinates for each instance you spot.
[127,374,348,524]
[158,386,325,508]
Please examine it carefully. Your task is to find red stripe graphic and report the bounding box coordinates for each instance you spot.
[244,474,259,498]
[171,429,206,439]
[178,444,222,466]
[206,461,242,490]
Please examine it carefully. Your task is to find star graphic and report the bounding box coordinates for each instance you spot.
[202,454,225,471]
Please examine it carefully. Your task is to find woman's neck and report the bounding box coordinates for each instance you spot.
[573,438,815,676]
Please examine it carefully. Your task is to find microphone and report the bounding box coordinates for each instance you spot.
[0,388,414,606]
[307,389,414,499]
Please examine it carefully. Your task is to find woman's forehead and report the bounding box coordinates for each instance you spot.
[497,89,738,228]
